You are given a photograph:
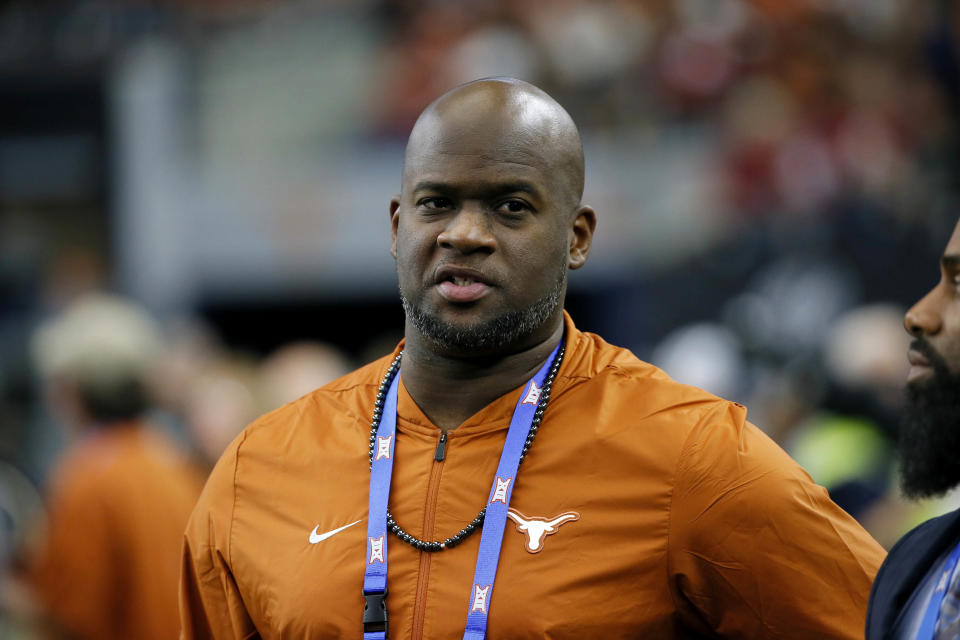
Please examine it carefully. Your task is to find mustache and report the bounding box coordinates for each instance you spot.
[910,338,952,375]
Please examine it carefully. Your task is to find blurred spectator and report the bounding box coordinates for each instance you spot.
[22,293,202,640]
[788,412,892,522]
[0,460,44,637]
[783,304,924,543]
[182,353,258,470]
[149,315,223,427]
[823,304,911,407]
[650,322,746,400]
[256,341,351,413]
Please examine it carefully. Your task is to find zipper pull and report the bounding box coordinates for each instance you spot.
[434,432,447,462]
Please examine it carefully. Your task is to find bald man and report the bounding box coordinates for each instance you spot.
[180,79,884,639]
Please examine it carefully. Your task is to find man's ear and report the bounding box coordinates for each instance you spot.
[389,197,401,259]
[568,205,596,270]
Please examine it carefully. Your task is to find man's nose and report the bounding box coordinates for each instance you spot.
[437,205,496,253]
[904,287,943,336]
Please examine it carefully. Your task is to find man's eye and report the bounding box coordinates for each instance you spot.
[419,197,453,210]
[496,200,531,215]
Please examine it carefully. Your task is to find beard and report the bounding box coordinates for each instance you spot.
[898,338,960,498]
[400,262,567,353]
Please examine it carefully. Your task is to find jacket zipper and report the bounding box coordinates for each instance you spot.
[434,432,447,461]
[411,431,447,640]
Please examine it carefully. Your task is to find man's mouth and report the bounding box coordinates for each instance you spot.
[435,267,492,303]
[907,339,943,385]
[908,349,932,384]
[907,350,930,368]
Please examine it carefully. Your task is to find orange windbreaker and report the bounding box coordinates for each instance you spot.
[31,423,203,640]
[180,313,885,639]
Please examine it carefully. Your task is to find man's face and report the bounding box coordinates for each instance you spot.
[905,223,960,384]
[899,220,960,498]
[390,117,584,355]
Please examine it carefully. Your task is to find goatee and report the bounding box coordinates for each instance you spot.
[400,265,566,353]
[899,339,960,498]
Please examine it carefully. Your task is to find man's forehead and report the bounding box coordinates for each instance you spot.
[407,109,555,160]
[401,79,585,204]
[403,123,556,188]
[407,143,551,174]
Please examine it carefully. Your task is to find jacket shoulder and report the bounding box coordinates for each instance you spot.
[561,328,747,446]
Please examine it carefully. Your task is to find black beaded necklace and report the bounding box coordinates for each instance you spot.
[367,344,565,553]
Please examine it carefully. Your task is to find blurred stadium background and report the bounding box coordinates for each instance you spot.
[1,0,960,633]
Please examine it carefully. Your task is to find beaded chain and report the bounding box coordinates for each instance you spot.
[367,344,565,553]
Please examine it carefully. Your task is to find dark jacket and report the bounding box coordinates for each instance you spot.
[867,508,960,639]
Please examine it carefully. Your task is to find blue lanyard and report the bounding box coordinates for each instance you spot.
[362,366,400,640]
[917,541,960,640]
[363,341,562,640]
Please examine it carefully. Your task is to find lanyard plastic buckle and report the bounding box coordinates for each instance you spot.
[363,588,388,636]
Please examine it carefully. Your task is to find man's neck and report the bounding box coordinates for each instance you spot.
[399,320,564,432]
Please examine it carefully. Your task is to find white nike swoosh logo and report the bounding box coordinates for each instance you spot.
[309,519,363,544]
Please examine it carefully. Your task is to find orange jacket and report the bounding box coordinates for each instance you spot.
[30,423,203,640]
[180,314,885,639]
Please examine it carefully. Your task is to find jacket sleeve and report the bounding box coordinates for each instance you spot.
[667,401,887,639]
[180,432,258,639]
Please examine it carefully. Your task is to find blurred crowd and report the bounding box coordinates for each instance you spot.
[0,292,362,637]
[380,0,958,225]
[1,0,960,636]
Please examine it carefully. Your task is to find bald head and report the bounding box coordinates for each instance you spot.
[389,78,597,359]
[403,78,585,209]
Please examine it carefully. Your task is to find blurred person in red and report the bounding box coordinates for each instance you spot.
[867,218,960,638]
[26,293,203,640]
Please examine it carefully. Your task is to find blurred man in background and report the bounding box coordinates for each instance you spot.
[255,341,352,415]
[24,293,202,639]
[867,218,960,638]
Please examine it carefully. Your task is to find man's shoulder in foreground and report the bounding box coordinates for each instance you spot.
[561,317,780,475]
[567,317,886,638]
[561,313,744,412]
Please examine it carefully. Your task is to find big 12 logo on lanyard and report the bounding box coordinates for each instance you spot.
[363,340,563,640]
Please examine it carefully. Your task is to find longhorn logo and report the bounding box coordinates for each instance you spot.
[507,509,580,553]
